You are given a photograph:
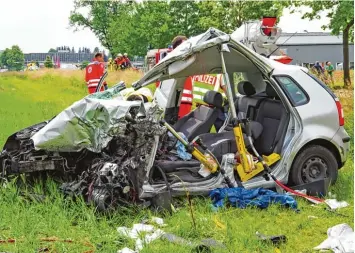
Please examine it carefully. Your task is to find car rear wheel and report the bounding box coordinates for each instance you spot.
[289,145,338,186]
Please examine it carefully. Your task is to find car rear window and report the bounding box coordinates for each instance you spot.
[274,75,309,106]
[305,72,337,99]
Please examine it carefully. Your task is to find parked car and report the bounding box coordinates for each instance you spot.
[0,28,350,210]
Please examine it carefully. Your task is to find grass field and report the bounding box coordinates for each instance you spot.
[0,69,353,253]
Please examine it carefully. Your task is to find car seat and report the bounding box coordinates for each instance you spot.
[174,90,223,141]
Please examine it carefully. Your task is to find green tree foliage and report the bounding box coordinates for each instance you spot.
[198,1,285,33]
[79,60,89,70]
[48,48,57,53]
[69,0,126,52]
[169,0,203,37]
[0,45,25,71]
[69,0,287,56]
[44,56,54,68]
[292,0,354,87]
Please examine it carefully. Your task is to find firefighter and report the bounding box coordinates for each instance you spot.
[192,74,227,132]
[115,54,126,70]
[108,57,114,71]
[123,53,131,68]
[85,52,107,94]
[171,35,226,124]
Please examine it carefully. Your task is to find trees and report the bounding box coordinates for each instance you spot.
[0,45,24,71]
[69,0,126,53]
[293,0,354,87]
[198,1,285,33]
[79,60,89,70]
[69,0,287,56]
[44,56,54,68]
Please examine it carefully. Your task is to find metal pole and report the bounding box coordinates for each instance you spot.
[220,44,238,120]
[161,121,189,146]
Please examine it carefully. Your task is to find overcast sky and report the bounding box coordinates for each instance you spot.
[0,0,330,53]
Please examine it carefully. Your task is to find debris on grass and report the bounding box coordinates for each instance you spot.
[117,218,166,252]
[314,224,354,253]
[209,187,297,210]
[162,233,225,252]
[256,232,287,245]
[0,239,15,244]
[325,199,349,210]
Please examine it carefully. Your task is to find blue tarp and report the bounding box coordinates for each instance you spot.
[209,187,297,210]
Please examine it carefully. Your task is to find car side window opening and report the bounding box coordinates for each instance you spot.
[274,76,308,106]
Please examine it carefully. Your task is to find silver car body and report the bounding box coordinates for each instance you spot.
[135,28,350,197]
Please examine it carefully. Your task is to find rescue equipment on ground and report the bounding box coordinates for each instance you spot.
[159,119,235,188]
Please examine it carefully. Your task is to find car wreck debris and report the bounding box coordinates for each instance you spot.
[0,97,166,211]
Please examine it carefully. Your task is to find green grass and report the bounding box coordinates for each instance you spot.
[0,70,353,252]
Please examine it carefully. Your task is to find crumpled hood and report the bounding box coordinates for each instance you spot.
[31,95,146,153]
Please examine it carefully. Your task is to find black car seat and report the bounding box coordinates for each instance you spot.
[197,81,264,159]
[253,84,288,155]
[174,90,223,141]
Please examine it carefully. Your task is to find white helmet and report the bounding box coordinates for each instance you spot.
[124,53,128,56]
[117,53,123,57]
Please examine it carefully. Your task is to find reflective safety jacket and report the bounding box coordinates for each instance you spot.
[85,61,106,94]
[192,74,226,105]
[178,77,193,119]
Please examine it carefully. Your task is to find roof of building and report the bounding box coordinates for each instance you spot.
[276,32,348,46]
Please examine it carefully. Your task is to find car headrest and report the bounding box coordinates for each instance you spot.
[237,81,256,96]
[266,84,278,98]
[203,90,223,108]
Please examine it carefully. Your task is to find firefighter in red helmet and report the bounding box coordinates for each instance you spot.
[85,52,107,94]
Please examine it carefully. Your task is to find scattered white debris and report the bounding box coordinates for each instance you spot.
[117,247,136,253]
[314,224,354,253]
[151,217,165,226]
[308,216,318,219]
[135,229,165,251]
[117,218,166,253]
[325,199,349,210]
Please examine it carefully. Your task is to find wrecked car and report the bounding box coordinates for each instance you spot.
[0,28,350,210]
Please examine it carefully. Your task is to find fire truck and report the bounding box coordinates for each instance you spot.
[144,17,292,72]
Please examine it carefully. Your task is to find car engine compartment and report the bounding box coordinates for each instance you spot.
[0,104,167,211]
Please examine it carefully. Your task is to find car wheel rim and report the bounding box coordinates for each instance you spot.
[301,157,327,183]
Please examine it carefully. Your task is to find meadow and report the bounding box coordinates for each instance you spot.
[0,69,353,252]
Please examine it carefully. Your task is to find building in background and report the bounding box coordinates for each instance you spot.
[24,48,107,67]
[276,32,354,69]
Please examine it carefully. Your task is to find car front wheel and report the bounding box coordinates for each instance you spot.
[289,145,338,186]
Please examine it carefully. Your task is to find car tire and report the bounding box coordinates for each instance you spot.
[289,145,338,186]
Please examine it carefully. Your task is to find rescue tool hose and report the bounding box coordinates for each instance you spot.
[95,71,108,93]
[159,120,235,188]
[244,121,325,203]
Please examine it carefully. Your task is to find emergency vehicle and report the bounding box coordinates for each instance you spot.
[145,17,292,72]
